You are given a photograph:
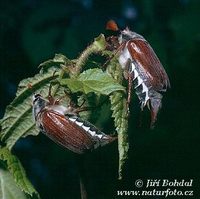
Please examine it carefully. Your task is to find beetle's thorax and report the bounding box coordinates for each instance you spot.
[32,94,76,120]
[45,104,76,116]
[119,28,143,44]
[118,44,131,69]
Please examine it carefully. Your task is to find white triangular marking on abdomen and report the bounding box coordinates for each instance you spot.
[88,130,96,136]
[69,117,76,122]
[87,129,104,139]
[131,63,139,80]
[130,62,136,72]
[118,46,151,109]
[133,73,150,106]
[96,134,103,139]
[140,82,149,101]
[82,126,90,132]
[142,83,148,93]
[75,121,83,127]
[135,76,143,88]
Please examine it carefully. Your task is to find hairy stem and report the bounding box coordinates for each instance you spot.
[76,34,106,73]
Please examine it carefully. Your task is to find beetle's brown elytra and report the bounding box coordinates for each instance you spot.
[106,20,170,128]
[32,91,117,154]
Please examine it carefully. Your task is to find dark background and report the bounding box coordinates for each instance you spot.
[1,0,200,198]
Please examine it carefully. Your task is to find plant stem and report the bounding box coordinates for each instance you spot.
[79,175,88,199]
[76,34,106,73]
[75,155,88,199]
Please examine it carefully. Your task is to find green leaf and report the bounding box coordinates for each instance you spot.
[0,169,27,199]
[39,53,72,71]
[0,66,60,149]
[0,147,40,198]
[60,68,125,95]
[106,57,129,179]
[110,92,129,179]
[93,34,107,51]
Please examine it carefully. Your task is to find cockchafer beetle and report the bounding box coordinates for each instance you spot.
[106,20,170,128]
[32,86,117,154]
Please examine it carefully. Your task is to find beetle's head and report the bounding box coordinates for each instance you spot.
[32,93,47,120]
[32,93,42,104]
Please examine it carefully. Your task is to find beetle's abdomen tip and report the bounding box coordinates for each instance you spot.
[110,135,118,142]
[149,97,162,128]
[101,134,118,146]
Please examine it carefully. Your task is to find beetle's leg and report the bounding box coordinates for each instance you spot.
[103,42,126,68]
[63,89,78,107]
[48,89,74,107]
[72,98,92,114]
[48,83,56,105]
[48,71,58,105]
[73,98,108,114]
[73,106,94,114]
[78,99,86,108]
[54,96,66,105]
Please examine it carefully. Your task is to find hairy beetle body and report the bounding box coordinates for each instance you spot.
[106,20,170,127]
[118,29,170,127]
[32,94,116,154]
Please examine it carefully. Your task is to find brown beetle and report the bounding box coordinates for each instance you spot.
[106,20,170,128]
[32,89,116,154]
